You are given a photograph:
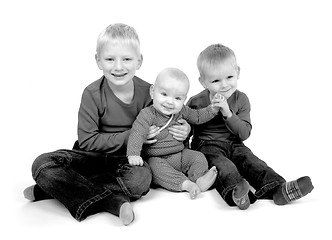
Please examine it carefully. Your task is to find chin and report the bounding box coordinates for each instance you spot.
[163,111,173,116]
[160,109,173,116]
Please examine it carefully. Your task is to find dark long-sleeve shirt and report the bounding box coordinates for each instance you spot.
[77,76,152,154]
[186,89,252,144]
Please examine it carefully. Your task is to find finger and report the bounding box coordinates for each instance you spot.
[171,133,185,141]
[173,136,185,141]
[177,119,186,124]
[147,126,160,139]
[149,125,160,133]
[168,128,185,137]
[144,139,157,145]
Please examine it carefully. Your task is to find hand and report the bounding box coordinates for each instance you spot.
[212,94,232,118]
[168,119,191,141]
[128,156,144,166]
[144,125,159,144]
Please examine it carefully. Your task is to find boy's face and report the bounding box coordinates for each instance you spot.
[199,58,239,100]
[95,42,142,88]
[150,76,188,116]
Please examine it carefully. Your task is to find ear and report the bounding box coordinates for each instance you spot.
[95,53,103,70]
[136,54,143,70]
[237,66,241,78]
[199,77,207,89]
[149,84,154,99]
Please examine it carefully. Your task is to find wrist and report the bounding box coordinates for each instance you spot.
[222,110,232,119]
[211,104,219,114]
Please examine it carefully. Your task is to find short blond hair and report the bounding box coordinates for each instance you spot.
[96,23,140,56]
[197,44,238,78]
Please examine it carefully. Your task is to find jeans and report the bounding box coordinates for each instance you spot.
[31,144,152,221]
[192,139,285,206]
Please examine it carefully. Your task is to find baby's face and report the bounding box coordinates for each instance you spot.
[96,41,142,88]
[151,77,188,115]
[200,58,239,100]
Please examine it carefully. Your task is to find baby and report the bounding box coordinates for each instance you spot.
[127,68,220,199]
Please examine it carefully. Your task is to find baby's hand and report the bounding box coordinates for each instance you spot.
[128,156,144,166]
[212,93,232,118]
[214,93,226,101]
[211,93,223,112]
[211,98,221,113]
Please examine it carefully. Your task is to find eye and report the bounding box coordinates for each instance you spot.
[212,79,220,83]
[161,92,167,97]
[227,75,234,80]
[105,58,114,62]
[123,58,132,61]
[175,97,182,101]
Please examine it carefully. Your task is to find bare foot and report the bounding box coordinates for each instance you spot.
[196,166,218,191]
[182,180,201,199]
[119,202,135,226]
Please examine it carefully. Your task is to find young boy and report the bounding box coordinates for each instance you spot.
[127,68,218,199]
[23,23,190,225]
[186,44,314,210]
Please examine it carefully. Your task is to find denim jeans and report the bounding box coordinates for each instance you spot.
[192,139,285,206]
[31,144,152,221]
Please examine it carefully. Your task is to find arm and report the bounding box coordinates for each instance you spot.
[215,93,252,141]
[181,103,219,147]
[127,108,153,165]
[182,104,219,125]
[224,107,251,141]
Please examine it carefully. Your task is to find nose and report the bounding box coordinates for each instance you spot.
[165,97,174,105]
[220,79,228,89]
[114,59,123,70]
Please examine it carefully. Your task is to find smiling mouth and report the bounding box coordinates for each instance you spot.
[218,90,231,95]
[219,89,230,93]
[112,73,127,78]
[162,106,173,111]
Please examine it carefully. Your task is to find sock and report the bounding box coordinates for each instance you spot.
[232,179,250,210]
[273,176,314,205]
[23,184,52,201]
[119,202,135,226]
[101,194,134,225]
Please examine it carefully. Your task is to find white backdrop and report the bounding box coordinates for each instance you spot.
[1,0,331,239]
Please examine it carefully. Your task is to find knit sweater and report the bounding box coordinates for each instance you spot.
[127,104,217,157]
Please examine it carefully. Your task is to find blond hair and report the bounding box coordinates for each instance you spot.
[96,23,140,56]
[197,44,238,78]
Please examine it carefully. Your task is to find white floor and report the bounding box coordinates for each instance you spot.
[11,164,327,240]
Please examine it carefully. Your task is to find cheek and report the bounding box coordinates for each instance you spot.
[175,102,184,110]
[208,86,219,94]
[230,82,237,89]
[155,96,165,105]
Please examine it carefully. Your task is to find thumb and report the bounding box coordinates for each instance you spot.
[177,119,186,124]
